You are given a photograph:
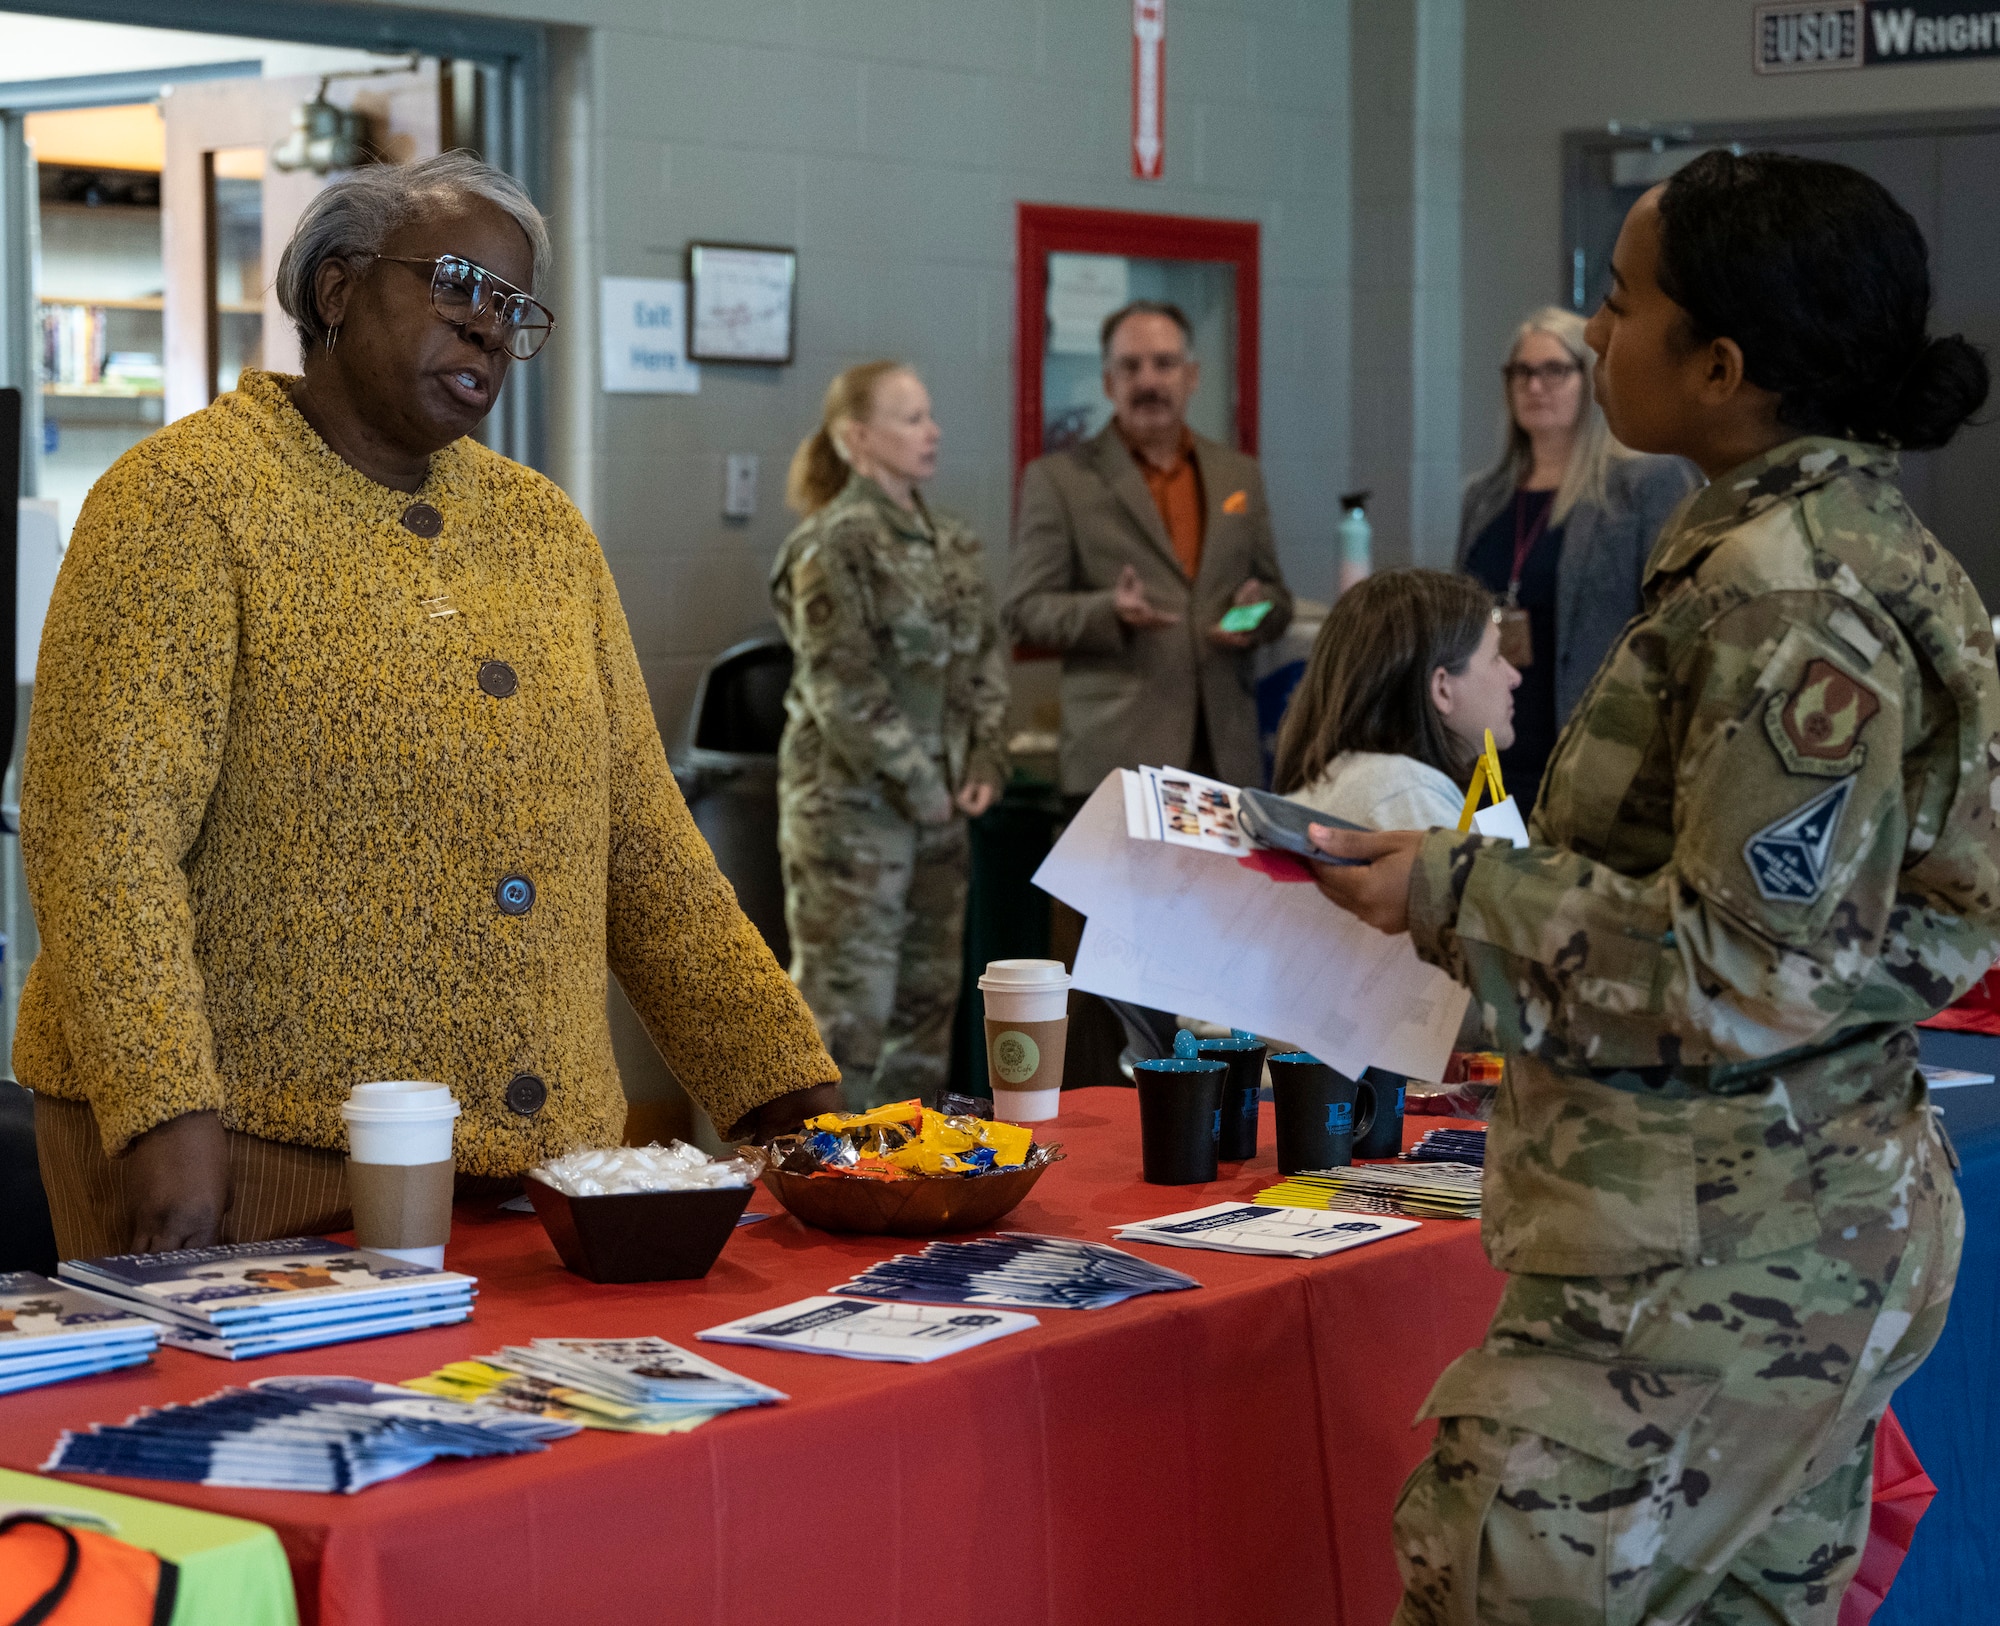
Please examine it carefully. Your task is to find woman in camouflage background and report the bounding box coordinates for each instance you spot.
[772,363,1008,1110]
[1311,152,1998,1624]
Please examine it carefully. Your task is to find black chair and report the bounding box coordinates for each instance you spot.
[669,632,794,968]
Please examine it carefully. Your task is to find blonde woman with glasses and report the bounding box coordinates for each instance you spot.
[1457,307,1698,815]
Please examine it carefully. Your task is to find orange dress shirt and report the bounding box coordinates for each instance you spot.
[1122,424,1205,580]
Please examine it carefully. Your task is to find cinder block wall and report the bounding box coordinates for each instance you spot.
[492,0,1356,738]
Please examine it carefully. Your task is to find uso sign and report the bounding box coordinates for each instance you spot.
[1755,2,2000,71]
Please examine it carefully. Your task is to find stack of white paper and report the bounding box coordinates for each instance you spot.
[1113,1202,1420,1258]
[698,1296,1037,1364]
[1034,770,1470,1082]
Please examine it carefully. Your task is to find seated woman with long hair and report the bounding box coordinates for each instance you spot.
[1271,569,1520,829]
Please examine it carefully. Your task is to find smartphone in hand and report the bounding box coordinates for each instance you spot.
[1237,788,1365,866]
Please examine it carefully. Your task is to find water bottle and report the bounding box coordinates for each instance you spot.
[1338,490,1372,593]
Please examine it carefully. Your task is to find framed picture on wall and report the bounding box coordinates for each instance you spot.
[687,242,797,363]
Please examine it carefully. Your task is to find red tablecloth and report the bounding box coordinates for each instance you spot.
[0,1091,1505,1626]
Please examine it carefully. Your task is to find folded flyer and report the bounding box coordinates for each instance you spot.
[830,1233,1198,1311]
[0,1272,160,1394]
[497,1337,786,1407]
[698,1297,1037,1364]
[44,1375,574,1494]
[161,1302,475,1361]
[1113,1202,1419,1259]
[1258,1161,1484,1219]
[59,1238,475,1335]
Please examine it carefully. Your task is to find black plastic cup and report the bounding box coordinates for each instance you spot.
[1268,1052,1361,1175]
[1132,1058,1226,1184]
[1354,1068,1407,1160]
[1197,1037,1267,1161]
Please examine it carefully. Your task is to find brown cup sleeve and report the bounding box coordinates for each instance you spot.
[984,1016,1070,1092]
[347,1159,455,1250]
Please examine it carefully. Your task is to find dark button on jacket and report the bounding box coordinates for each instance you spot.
[506,1073,547,1116]
[401,503,443,538]
[496,874,535,916]
[478,660,518,698]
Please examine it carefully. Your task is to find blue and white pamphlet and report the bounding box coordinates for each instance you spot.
[1113,1202,1419,1259]
[697,1297,1037,1364]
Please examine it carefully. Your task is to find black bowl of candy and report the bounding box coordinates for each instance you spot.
[757,1100,1063,1236]
[525,1144,756,1283]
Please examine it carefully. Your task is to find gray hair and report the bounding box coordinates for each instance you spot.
[274,150,551,352]
[1478,305,1633,525]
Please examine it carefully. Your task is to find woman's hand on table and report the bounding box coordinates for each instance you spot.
[1306,825,1425,936]
[123,1110,229,1252]
[954,779,1000,819]
[731,1082,844,1143]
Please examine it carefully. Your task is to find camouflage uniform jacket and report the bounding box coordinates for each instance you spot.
[771,474,1009,824]
[1408,437,2000,1276]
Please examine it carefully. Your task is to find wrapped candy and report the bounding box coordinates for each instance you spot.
[774,1100,1041,1180]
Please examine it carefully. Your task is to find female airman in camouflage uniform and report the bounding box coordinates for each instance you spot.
[1314,152,1998,1624]
[772,363,1008,1109]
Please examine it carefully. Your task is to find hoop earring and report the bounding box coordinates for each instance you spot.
[325,325,341,352]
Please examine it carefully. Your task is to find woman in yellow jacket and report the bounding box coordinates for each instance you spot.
[20,153,836,1260]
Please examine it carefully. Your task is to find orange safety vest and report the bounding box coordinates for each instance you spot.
[0,1514,177,1626]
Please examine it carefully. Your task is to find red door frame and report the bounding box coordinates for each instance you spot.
[1013,202,1261,489]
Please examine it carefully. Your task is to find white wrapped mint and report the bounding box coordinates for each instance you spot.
[532,1141,753,1196]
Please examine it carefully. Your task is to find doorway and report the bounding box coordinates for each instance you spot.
[1563,112,2000,611]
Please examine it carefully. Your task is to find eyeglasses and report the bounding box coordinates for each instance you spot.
[1502,360,1582,388]
[375,254,556,360]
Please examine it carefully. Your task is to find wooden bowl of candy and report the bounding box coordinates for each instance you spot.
[756,1100,1063,1237]
[760,1160,1054,1236]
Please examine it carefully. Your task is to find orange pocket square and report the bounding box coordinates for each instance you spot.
[1222,489,1249,515]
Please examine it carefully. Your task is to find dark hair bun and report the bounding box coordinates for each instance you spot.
[1657,150,1990,451]
[1881,334,1990,452]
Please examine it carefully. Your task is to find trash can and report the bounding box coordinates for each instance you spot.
[669,632,794,969]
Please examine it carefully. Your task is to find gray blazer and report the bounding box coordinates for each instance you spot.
[1004,424,1293,795]
[1457,453,1701,725]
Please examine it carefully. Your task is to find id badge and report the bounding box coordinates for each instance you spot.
[1497,605,1534,668]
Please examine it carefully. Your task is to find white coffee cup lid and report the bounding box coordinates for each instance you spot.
[977,958,1070,989]
[341,1080,460,1120]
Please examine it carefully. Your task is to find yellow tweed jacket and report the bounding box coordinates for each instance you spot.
[15,370,836,1171]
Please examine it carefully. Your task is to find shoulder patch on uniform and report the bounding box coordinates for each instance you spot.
[1743,777,1853,904]
[1763,657,1879,777]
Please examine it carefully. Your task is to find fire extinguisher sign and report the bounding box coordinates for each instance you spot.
[1133,0,1165,179]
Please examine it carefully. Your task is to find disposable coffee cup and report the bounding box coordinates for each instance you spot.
[341,1080,460,1268]
[979,959,1070,1122]
[1269,1053,1361,1176]
[1133,1057,1226,1184]
[1354,1068,1406,1160]
[1198,1033,1268,1161]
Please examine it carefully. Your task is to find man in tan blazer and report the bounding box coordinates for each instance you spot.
[1005,301,1293,797]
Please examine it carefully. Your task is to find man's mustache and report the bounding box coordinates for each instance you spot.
[1129,390,1170,408]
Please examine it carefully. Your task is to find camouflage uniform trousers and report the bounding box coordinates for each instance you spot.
[780,791,968,1111]
[1392,1159,1962,1626]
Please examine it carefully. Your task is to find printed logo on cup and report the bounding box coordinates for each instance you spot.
[1325,1102,1353,1133]
[1211,1108,1222,1139]
[992,1031,1042,1086]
